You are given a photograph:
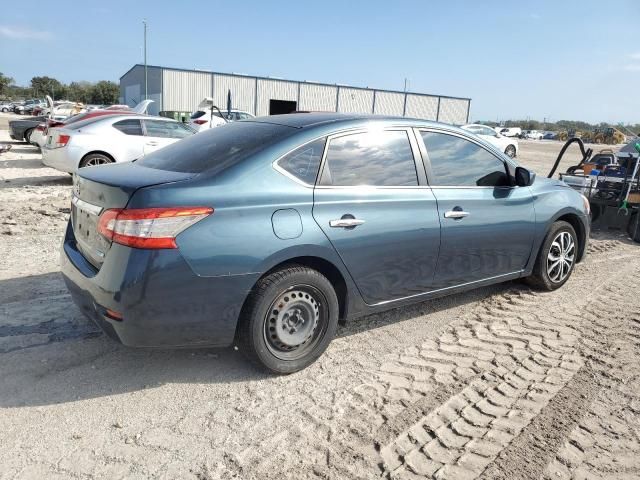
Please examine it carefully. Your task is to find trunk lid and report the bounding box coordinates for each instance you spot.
[71,163,196,268]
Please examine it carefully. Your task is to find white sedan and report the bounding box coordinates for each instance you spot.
[41,115,195,173]
[461,124,519,158]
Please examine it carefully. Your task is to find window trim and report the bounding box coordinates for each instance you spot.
[415,127,515,189]
[314,127,426,189]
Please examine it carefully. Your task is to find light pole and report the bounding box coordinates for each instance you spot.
[143,19,148,100]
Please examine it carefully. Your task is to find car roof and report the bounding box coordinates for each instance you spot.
[247,112,450,130]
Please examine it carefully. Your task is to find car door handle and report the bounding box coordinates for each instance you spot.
[444,210,470,219]
[146,141,159,146]
[329,218,365,228]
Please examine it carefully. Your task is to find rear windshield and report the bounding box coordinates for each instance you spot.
[137,121,297,174]
[190,111,206,119]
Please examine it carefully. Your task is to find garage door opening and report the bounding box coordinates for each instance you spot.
[269,99,297,115]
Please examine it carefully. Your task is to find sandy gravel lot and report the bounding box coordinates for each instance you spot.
[1,116,638,480]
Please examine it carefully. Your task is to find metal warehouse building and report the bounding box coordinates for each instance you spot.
[119,64,471,125]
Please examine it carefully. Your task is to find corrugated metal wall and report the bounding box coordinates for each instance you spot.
[405,94,440,121]
[162,70,212,111]
[373,91,405,116]
[256,79,298,116]
[337,87,374,114]
[299,84,336,112]
[213,74,256,114]
[438,98,470,125]
[121,66,471,124]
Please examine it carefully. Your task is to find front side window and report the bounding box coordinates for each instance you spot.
[113,119,143,136]
[320,130,418,186]
[144,120,194,139]
[277,137,326,184]
[421,131,509,187]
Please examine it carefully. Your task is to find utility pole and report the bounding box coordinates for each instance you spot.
[143,19,148,100]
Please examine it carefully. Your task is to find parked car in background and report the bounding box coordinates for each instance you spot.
[60,113,589,373]
[0,101,13,113]
[189,98,254,132]
[42,115,195,173]
[8,116,48,143]
[525,130,544,140]
[543,132,557,140]
[499,127,522,138]
[31,100,155,149]
[462,124,519,158]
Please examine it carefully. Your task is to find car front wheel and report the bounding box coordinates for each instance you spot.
[237,265,339,374]
[526,221,577,290]
[505,145,516,158]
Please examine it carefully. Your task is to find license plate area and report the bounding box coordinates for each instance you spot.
[71,196,108,268]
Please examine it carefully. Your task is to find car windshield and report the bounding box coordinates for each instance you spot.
[190,111,206,119]
[137,121,297,174]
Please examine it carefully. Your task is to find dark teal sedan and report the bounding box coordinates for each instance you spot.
[61,114,590,373]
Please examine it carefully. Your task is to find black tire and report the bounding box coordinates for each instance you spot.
[628,213,640,243]
[526,221,578,291]
[590,204,602,223]
[505,145,516,158]
[237,265,339,374]
[24,129,34,143]
[1,107,7,113]
[79,153,113,168]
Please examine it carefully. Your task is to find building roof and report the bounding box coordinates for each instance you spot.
[120,64,471,102]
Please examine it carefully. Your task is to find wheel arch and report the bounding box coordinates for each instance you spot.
[553,211,587,262]
[79,151,116,168]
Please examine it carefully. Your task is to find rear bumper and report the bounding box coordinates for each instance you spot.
[42,146,78,173]
[60,221,259,348]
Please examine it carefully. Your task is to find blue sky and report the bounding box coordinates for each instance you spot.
[1,0,638,123]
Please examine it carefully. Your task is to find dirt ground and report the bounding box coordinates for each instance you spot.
[1,114,639,480]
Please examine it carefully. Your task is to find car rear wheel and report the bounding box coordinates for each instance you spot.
[79,153,114,168]
[1,107,7,113]
[24,129,34,144]
[237,265,339,374]
[505,145,516,158]
[526,221,577,291]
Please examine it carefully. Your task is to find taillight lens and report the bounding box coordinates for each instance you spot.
[55,134,70,148]
[97,207,213,249]
[193,119,207,125]
[36,124,45,132]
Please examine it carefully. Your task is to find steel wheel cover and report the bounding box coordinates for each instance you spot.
[547,231,575,283]
[263,285,327,361]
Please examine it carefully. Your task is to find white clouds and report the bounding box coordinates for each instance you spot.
[0,25,52,40]
[623,64,640,72]
[629,52,640,60]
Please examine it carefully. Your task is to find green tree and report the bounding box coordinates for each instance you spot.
[67,81,93,103]
[30,76,66,99]
[0,72,14,97]
[89,80,119,105]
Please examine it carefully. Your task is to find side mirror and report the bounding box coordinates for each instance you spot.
[515,166,536,187]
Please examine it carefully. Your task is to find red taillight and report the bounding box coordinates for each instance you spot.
[193,119,207,125]
[36,124,45,132]
[55,134,70,148]
[97,206,213,249]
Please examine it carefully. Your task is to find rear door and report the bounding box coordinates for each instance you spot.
[312,128,441,305]
[417,129,535,289]
[112,118,146,160]
[142,119,194,155]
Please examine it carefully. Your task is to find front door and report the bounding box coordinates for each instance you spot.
[418,129,536,289]
[142,119,195,155]
[312,128,441,305]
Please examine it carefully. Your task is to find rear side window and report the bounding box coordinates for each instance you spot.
[421,131,509,187]
[320,130,418,186]
[144,120,194,139]
[277,137,326,185]
[113,119,143,136]
[137,121,296,174]
[190,111,206,120]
